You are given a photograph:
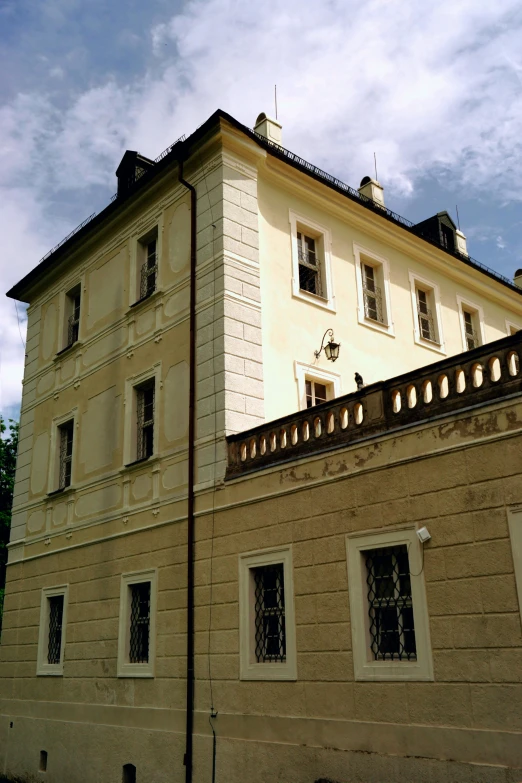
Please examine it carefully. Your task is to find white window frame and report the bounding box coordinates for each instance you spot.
[289,210,335,312]
[47,408,78,493]
[456,295,485,352]
[58,276,84,352]
[37,585,69,676]
[123,364,161,466]
[239,546,297,681]
[408,271,445,354]
[117,568,158,678]
[354,244,394,337]
[346,526,434,682]
[508,506,522,623]
[129,222,162,307]
[506,319,522,336]
[294,360,341,411]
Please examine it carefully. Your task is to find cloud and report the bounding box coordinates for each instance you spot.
[2,0,522,413]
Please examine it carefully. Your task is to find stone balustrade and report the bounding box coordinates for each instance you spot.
[226,332,522,479]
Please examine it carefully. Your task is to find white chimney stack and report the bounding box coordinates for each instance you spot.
[456,229,468,257]
[358,176,385,209]
[254,113,282,146]
[515,269,522,289]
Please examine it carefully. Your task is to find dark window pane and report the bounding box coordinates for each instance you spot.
[47,595,64,664]
[129,582,151,663]
[253,564,286,663]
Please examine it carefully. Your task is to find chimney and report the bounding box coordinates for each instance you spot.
[455,229,468,257]
[254,112,282,146]
[515,269,522,289]
[358,176,385,209]
[116,151,155,198]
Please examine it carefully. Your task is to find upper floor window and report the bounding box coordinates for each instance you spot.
[457,295,484,353]
[506,320,522,336]
[305,379,329,407]
[58,420,74,489]
[132,227,159,306]
[136,380,155,461]
[289,211,335,312]
[408,271,445,354]
[140,238,157,300]
[61,284,81,351]
[294,361,341,411]
[354,245,393,336]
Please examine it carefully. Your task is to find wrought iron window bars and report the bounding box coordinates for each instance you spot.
[59,422,74,489]
[66,294,80,347]
[137,382,155,460]
[139,240,157,300]
[253,564,286,663]
[47,595,64,665]
[129,582,151,664]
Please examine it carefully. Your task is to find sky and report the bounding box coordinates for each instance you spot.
[1,0,522,421]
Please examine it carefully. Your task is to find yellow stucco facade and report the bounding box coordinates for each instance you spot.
[2,110,522,782]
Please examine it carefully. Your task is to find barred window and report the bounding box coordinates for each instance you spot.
[297,231,322,297]
[362,263,384,323]
[365,545,416,661]
[136,381,155,460]
[129,582,151,664]
[47,595,64,665]
[253,564,286,663]
[140,239,157,300]
[58,420,74,489]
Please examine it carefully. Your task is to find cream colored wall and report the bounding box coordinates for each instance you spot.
[257,168,522,422]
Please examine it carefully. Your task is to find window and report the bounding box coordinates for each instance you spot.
[346,527,433,681]
[508,507,522,625]
[289,211,335,311]
[132,228,159,305]
[239,547,296,680]
[117,570,157,677]
[123,366,161,467]
[37,586,68,675]
[409,272,445,354]
[60,284,81,351]
[506,320,522,336]
[294,361,341,411]
[354,245,393,335]
[58,420,74,489]
[457,296,485,352]
[136,380,155,461]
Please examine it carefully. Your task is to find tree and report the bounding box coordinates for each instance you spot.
[0,417,19,635]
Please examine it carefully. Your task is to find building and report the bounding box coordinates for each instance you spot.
[2,109,522,782]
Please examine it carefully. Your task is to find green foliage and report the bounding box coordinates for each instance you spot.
[0,417,19,633]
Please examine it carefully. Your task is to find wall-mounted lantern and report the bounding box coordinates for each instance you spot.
[314,329,340,362]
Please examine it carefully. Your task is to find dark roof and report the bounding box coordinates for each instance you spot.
[7,109,522,301]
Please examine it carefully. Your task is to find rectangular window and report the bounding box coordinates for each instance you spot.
[37,586,68,675]
[297,231,322,297]
[60,283,81,351]
[346,527,433,681]
[457,296,484,352]
[140,239,157,300]
[463,310,479,350]
[362,263,384,323]
[253,564,286,663]
[129,582,151,664]
[239,547,296,680]
[416,288,437,343]
[305,379,329,408]
[118,570,157,678]
[365,545,416,661]
[136,381,155,460]
[58,420,74,489]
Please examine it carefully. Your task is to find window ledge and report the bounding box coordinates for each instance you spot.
[54,341,83,361]
[358,313,395,338]
[128,289,163,313]
[36,668,64,677]
[413,335,446,355]
[47,485,75,499]
[120,455,159,474]
[292,286,336,313]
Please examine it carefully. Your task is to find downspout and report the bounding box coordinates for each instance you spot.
[179,155,197,783]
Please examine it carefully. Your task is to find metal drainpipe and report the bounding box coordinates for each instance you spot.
[179,156,197,783]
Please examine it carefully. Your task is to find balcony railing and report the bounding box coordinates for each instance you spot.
[226,332,522,479]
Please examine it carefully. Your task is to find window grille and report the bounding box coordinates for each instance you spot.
[464,311,479,350]
[253,564,286,663]
[136,382,155,460]
[417,289,436,342]
[365,545,416,661]
[129,582,151,663]
[305,379,328,408]
[58,421,74,489]
[47,595,64,664]
[67,294,80,346]
[139,239,157,300]
[297,232,322,297]
[362,264,384,323]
